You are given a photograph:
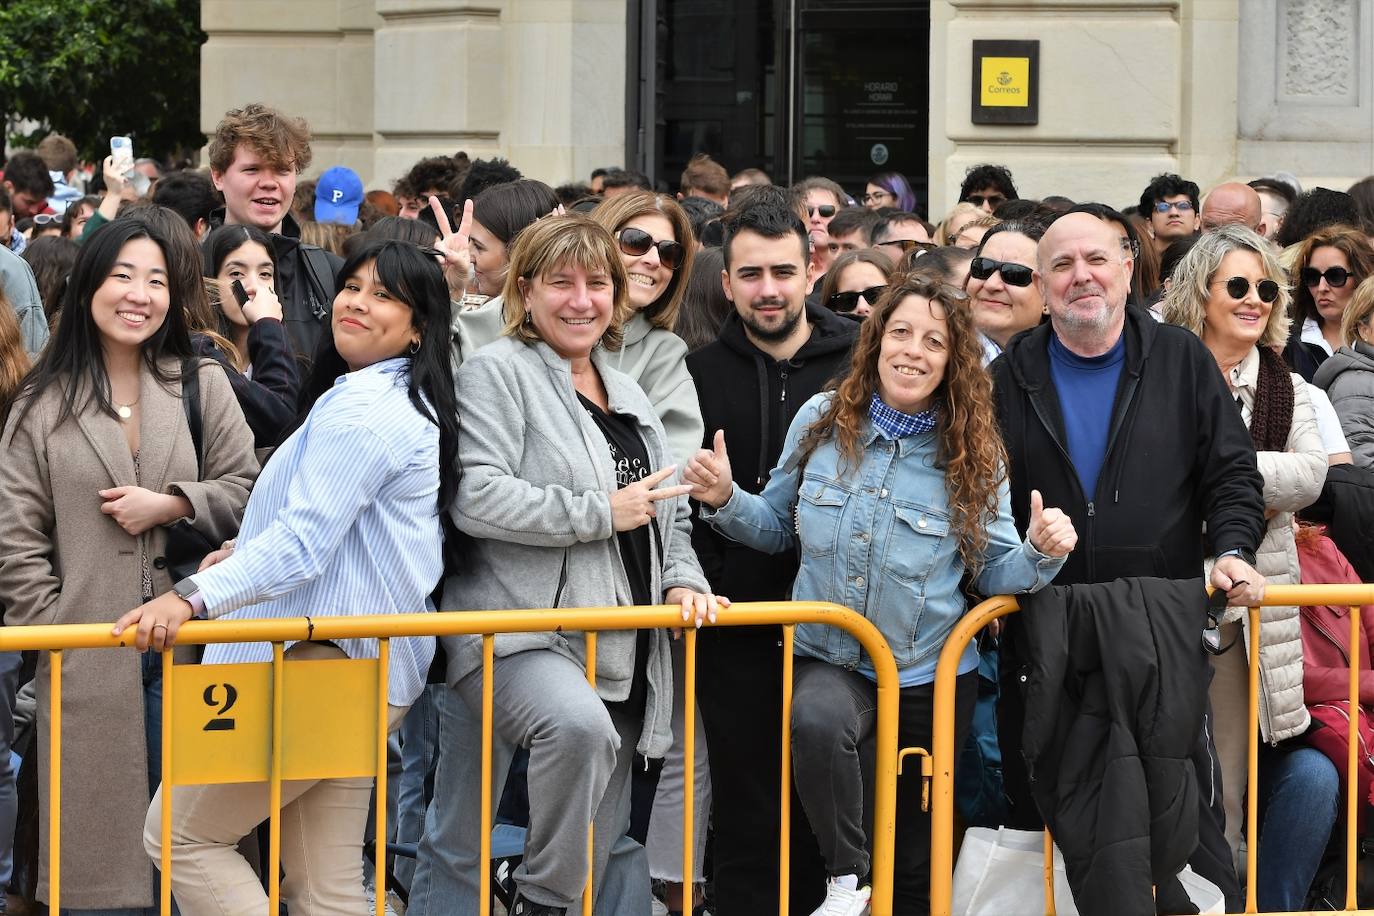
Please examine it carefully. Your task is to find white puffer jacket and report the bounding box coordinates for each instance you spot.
[1221,352,1326,742]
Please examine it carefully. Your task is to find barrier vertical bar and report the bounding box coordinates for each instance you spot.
[160,649,173,915]
[682,628,697,899]
[1042,831,1055,915]
[1245,607,1259,913]
[480,634,494,916]
[269,642,285,912]
[49,649,61,913]
[779,625,794,916]
[584,631,598,916]
[375,638,390,916]
[1348,605,1361,912]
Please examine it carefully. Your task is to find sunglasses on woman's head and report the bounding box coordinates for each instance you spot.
[827,286,886,313]
[969,257,1034,288]
[806,204,837,219]
[1301,266,1351,289]
[617,227,685,270]
[1215,276,1281,303]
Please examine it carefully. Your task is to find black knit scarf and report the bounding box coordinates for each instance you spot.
[1250,346,1294,453]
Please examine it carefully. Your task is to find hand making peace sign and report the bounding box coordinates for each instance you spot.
[428,194,474,300]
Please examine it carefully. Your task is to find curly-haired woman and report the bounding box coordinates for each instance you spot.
[686,272,1076,916]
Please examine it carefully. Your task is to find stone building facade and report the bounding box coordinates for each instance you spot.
[202,0,1374,212]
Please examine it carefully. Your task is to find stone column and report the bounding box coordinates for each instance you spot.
[1237,0,1374,188]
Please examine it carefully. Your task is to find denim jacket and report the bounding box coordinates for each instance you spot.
[704,392,1065,676]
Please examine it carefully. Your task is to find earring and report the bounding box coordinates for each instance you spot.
[409,339,421,355]
[523,311,533,326]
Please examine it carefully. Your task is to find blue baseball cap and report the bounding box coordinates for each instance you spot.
[314,166,364,225]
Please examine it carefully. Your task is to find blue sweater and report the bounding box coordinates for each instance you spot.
[1048,332,1125,501]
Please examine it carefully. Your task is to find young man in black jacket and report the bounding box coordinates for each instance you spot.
[686,201,856,916]
[991,208,1266,910]
[207,104,341,362]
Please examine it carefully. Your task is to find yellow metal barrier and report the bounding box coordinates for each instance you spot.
[7,600,904,916]
[929,585,1374,916]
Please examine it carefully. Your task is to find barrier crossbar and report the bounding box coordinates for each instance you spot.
[6,600,904,916]
[929,585,1374,916]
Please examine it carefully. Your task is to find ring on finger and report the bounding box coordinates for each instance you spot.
[153,623,168,631]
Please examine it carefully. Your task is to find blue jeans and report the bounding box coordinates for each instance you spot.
[1256,744,1339,912]
[392,685,439,889]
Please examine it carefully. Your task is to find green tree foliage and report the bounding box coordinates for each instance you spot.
[0,0,205,160]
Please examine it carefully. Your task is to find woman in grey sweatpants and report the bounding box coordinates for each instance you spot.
[429,214,722,916]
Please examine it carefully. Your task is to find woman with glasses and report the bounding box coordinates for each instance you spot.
[965,220,1047,365]
[1163,225,1330,908]
[1314,276,1374,470]
[591,191,703,465]
[818,249,892,321]
[687,273,1075,916]
[861,172,917,212]
[590,190,710,914]
[1282,225,1374,381]
[934,201,982,247]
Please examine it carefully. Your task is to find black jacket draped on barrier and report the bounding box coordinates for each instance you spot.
[1018,577,1210,916]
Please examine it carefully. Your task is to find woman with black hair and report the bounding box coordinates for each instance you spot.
[0,218,258,913]
[202,223,301,447]
[115,238,461,912]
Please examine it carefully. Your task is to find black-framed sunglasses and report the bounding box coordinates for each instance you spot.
[617,227,685,270]
[827,286,886,313]
[806,204,837,219]
[1213,276,1281,303]
[969,256,1034,288]
[1203,583,1245,656]
[964,194,1006,209]
[1301,265,1352,289]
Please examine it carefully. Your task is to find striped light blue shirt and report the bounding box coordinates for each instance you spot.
[195,358,441,706]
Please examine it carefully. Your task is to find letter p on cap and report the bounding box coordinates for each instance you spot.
[332,189,344,203]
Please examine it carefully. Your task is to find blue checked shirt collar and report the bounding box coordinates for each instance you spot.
[868,393,937,440]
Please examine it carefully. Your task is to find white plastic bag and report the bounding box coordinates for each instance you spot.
[950,826,1224,915]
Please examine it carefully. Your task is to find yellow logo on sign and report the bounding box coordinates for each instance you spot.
[980,57,1030,108]
[169,659,381,785]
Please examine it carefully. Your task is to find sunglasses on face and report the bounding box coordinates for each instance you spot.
[617,227,685,270]
[964,194,1005,209]
[1301,265,1352,288]
[827,286,886,313]
[806,204,837,219]
[1153,200,1195,214]
[969,256,1034,288]
[32,213,61,226]
[1214,276,1281,303]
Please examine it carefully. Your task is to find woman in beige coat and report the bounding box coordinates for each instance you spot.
[0,218,257,912]
[1164,224,1327,866]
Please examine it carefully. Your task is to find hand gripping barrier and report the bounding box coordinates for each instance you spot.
[5,600,908,916]
[928,585,1374,916]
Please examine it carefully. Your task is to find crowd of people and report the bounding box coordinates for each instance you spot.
[1,103,1374,916]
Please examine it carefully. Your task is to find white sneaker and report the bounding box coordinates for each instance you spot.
[809,879,871,916]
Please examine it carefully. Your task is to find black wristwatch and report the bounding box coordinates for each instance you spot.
[1217,547,1257,567]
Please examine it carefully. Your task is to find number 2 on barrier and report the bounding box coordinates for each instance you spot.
[169,659,381,785]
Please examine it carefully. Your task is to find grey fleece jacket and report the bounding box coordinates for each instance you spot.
[451,300,703,465]
[1314,340,1374,472]
[441,335,709,758]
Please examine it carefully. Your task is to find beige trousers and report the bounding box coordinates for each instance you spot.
[1208,620,1251,868]
[143,643,407,915]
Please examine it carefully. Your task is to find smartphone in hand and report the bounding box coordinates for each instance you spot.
[230,280,250,307]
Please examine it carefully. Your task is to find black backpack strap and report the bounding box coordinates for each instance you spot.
[300,245,337,321]
[180,358,204,478]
